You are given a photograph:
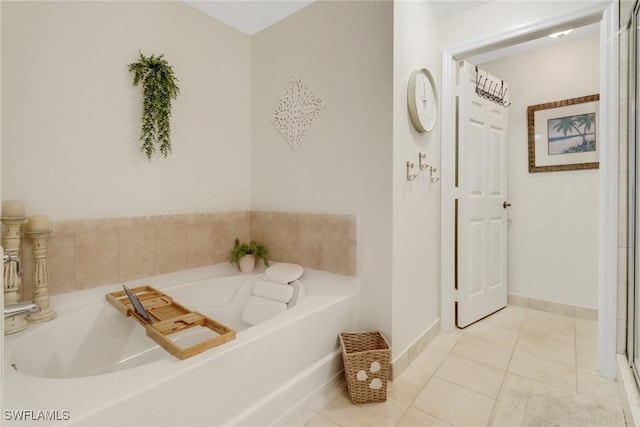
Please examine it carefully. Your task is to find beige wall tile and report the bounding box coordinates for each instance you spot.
[268,212,301,264]
[9,210,349,297]
[74,217,120,233]
[212,213,249,265]
[250,211,357,276]
[187,222,214,268]
[155,222,187,275]
[321,214,357,276]
[75,229,119,289]
[45,232,76,295]
[298,214,324,270]
[119,225,155,281]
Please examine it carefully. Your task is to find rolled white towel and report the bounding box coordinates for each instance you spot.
[264,263,304,284]
[242,296,287,326]
[253,279,294,303]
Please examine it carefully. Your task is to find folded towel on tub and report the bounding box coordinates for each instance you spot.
[242,296,288,326]
[253,279,294,303]
[263,263,304,284]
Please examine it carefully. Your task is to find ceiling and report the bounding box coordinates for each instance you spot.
[183,1,599,64]
[184,0,488,35]
[185,0,315,35]
[468,22,600,64]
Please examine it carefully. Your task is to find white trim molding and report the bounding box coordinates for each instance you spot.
[440,1,618,378]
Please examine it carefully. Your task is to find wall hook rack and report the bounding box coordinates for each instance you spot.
[406,161,417,182]
[475,66,511,108]
[419,152,428,170]
[429,166,440,183]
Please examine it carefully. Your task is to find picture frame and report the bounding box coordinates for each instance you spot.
[527,94,599,173]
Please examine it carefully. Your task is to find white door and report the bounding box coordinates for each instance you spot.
[456,61,509,328]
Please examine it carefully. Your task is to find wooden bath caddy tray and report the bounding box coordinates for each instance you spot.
[106,286,235,360]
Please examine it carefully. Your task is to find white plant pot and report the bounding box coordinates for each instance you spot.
[238,254,256,273]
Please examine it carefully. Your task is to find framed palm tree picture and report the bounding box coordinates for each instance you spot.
[527,94,599,172]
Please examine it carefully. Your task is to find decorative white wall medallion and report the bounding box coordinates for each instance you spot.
[271,73,325,151]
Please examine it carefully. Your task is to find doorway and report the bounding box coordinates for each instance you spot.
[440,2,619,378]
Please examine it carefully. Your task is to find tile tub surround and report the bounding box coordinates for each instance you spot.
[250,211,357,277]
[12,210,357,298]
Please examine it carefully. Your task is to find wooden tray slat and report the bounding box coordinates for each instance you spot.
[106,285,236,360]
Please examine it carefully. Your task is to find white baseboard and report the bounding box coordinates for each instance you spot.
[508,293,598,320]
[390,319,440,380]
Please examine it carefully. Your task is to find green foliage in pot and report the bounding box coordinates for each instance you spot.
[128,52,180,160]
[229,238,270,267]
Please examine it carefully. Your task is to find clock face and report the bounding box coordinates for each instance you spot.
[408,69,437,132]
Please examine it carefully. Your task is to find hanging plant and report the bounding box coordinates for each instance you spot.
[128,52,180,159]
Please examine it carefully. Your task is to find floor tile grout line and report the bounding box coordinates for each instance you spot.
[394,332,465,425]
[446,348,511,372]
[398,334,457,409]
[421,376,496,426]
[401,404,456,427]
[458,329,518,351]
[486,307,529,426]
[309,310,615,427]
[430,373,500,401]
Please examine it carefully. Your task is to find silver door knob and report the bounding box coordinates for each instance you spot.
[503,201,512,209]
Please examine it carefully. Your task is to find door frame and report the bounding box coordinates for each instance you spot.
[440,1,619,378]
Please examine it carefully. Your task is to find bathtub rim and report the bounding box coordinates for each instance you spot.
[2,262,358,426]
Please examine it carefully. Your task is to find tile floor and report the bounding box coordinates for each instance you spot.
[304,305,624,427]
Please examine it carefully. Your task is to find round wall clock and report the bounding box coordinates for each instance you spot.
[407,68,437,132]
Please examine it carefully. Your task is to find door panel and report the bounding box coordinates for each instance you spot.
[456,61,509,328]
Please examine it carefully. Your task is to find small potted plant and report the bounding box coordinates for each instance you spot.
[229,238,270,272]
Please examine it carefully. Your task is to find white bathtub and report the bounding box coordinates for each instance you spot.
[2,263,358,426]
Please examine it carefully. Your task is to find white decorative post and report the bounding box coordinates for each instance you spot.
[26,229,55,322]
[2,216,28,334]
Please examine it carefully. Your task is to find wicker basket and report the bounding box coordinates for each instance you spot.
[339,331,390,404]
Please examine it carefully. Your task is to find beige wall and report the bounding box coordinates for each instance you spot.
[250,1,394,337]
[482,34,600,309]
[391,0,442,364]
[1,1,252,220]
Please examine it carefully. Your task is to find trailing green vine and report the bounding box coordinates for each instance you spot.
[128,52,180,159]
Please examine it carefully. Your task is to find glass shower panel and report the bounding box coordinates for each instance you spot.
[632,0,640,383]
